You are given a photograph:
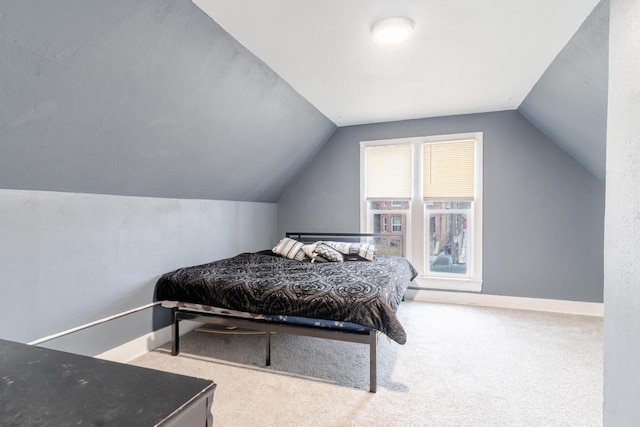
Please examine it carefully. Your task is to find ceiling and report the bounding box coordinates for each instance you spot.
[194,0,600,126]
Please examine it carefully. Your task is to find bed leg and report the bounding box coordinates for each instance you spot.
[265,331,271,366]
[369,332,377,393]
[171,308,180,356]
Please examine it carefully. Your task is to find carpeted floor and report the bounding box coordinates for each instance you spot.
[130,301,603,426]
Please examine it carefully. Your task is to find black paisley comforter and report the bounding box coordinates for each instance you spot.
[155,252,417,344]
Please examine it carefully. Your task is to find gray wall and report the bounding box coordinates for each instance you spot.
[0,189,276,355]
[0,0,334,355]
[604,0,640,424]
[0,0,335,203]
[278,110,604,302]
[519,0,609,182]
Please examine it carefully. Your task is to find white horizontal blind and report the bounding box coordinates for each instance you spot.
[423,139,475,201]
[365,144,412,200]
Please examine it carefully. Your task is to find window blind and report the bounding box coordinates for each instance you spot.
[423,139,475,201]
[365,144,412,200]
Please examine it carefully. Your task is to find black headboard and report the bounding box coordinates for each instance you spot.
[285,232,405,257]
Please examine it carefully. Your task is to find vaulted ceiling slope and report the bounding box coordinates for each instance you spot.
[0,0,335,202]
[519,0,609,182]
[196,0,600,126]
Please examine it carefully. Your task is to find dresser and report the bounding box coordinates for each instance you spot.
[0,339,215,426]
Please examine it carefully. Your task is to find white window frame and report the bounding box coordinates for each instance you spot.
[424,203,473,279]
[360,133,483,292]
[391,216,402,232]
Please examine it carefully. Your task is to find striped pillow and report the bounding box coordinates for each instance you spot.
[324,241,376,261]
[314,243,344,262]
[272,237,305,261]
[355,243,376,261]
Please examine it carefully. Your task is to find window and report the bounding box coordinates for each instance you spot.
[360,133,483,292]
[363,144,412,258]
[426,202,471,276]
[369,200,409,257]
[423,139,475,279]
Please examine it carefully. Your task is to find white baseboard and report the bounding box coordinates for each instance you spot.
[95,321,202,363]
[411,290,604,317]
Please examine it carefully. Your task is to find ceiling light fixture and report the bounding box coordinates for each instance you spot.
[371,17,415,44]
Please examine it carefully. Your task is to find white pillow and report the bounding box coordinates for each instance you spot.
[323,241,376,261]
[272,237,305,261]
[356,243,376,261]
[301,242,318,259]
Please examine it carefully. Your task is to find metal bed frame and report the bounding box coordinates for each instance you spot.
[170,232,405,393]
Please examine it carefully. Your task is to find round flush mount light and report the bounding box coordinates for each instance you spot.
[371,17,415,44]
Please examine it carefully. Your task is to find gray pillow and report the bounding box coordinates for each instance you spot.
[313,242,344,262]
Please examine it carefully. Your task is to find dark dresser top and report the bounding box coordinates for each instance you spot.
[0,339,215,426]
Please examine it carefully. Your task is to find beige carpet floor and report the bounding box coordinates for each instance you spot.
[131,301,603,426]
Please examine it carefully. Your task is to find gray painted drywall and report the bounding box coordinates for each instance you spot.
[604,0,640,424]
[278,110,604,302]
[0,189,277,353]
[519,0,609,182]
[0,0,335,203]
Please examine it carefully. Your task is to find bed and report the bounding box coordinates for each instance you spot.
[154,232,417,392]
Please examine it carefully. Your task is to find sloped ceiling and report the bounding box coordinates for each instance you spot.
[1,0,608,204]
[519,0,609,181]
[195,0,600,126]
[196,0,608,183]
[0,0,335,202]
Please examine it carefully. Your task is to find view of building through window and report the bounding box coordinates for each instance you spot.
[426,201,471,275]
[370,201,409,256]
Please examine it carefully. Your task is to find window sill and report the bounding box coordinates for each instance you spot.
[411,276,482,292]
